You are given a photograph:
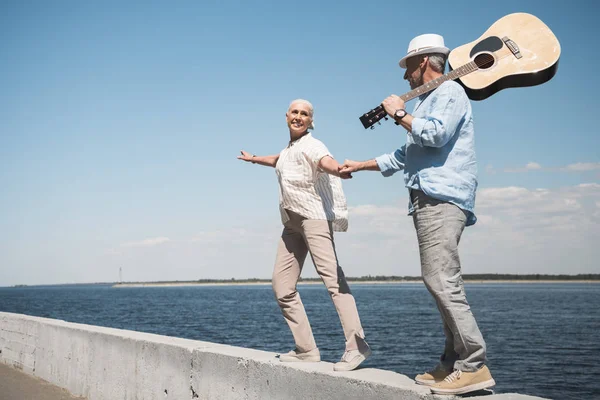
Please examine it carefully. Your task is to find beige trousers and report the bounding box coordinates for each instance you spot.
[272,210,365,352]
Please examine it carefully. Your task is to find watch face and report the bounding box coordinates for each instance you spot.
[396,110,406,118]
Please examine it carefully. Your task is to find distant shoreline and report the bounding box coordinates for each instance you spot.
[112,279,600,288]
[6,275,599,289]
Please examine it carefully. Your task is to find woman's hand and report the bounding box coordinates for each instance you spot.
[238,151,279,168]
[237,150,255,163]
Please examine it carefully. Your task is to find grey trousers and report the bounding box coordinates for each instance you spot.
[411,190,486,372]
[272,210,365,353]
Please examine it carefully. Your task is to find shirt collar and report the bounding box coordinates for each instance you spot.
[288,132,311,147]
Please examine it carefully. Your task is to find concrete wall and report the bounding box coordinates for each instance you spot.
[0,312,546,400]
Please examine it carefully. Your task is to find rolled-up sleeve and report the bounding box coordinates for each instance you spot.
[408,84,466,148]
[375,145,406,177]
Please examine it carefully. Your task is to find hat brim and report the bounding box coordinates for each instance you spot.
[399,46,450,68]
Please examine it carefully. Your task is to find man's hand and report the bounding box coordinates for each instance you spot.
[382,95,405,118]
[339,159,362,175]
[237,150,255,162]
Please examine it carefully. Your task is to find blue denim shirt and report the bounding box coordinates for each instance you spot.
[375,81,478,226]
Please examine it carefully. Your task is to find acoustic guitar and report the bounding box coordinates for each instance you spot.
[359,12,561,129]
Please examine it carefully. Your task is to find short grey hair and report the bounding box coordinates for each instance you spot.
[288,99,315,130]
[426,53,447,74]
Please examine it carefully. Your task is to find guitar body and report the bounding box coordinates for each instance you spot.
[448,13,561,100]
[359,13,561,129]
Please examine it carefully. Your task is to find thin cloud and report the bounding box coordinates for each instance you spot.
[105,236,172,256]
[121,237,171,248]
[563,162,600,172]
[504,162,542,173]
[485,164,496,175]
[189,228,268,243]
[348,204,401,217]
[502,161,600,173]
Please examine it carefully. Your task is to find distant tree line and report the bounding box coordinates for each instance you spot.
[22,274,597,287]
[125,274,600,284]
[183,274,600,283]
[337,274,600,281]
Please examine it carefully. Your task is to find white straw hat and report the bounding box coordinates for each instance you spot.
[398,33,450,68]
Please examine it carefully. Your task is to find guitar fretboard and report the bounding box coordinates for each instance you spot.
[400,61,479,102]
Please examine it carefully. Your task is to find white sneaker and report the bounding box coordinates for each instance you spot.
[279,348,321,362]
[333,346,372,371]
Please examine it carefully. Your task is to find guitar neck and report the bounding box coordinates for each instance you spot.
[359,59,482,129]
[400,60,478,102]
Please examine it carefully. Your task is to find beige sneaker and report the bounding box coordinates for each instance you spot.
[430,365,496,395]
[415,364,453,385]
[333,346,372,372]
[279,348,321,362]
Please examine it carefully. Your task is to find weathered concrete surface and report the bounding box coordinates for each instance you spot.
[469,396,548,400]
[0,312,548,400]
[0,362,85,399]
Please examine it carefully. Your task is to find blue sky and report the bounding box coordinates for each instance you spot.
[1,0,599,286]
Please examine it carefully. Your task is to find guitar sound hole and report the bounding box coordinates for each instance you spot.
[474,53,495,69]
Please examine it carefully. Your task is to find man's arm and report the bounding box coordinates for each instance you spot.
[408,86,465,148]
[237,150,279,168]
[339,146,406,177]
[383,85,466,148]
[339,159,380,174]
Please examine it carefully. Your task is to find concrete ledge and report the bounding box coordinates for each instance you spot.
[0,312,546,400]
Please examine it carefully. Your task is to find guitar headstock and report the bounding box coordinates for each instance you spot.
[359,105,388,129]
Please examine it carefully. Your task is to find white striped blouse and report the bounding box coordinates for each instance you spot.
[275,133,348,232]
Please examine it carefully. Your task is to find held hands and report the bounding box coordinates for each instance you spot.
[240,150,356,178]
[338,159,361,178]
[338,170,353,180]
[382,95,405,118]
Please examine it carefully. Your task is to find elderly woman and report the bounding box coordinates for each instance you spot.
[237,99,371,371]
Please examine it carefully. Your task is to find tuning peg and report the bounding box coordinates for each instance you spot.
[370,126,375,130]
[384,116,388,121]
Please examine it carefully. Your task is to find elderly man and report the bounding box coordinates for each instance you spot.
[238,99,371,372]
[340,34,495,394]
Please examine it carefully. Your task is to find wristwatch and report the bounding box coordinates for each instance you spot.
[394,109,407,120]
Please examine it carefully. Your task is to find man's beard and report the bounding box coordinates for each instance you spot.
[409,70,423,90]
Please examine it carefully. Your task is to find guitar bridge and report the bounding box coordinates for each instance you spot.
[503,36,522,59]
